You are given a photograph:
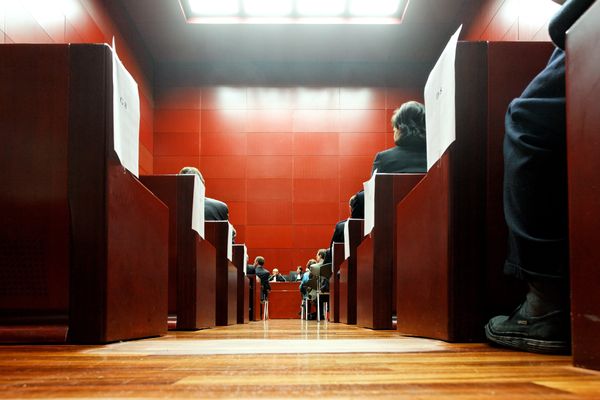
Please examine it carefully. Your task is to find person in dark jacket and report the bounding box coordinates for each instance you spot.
[485,0,595,355]
[253,256,271,302]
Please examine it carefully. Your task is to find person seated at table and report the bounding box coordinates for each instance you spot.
[329,192,365,247]
[269,268,286,282]
[252,256,271,302]
[300,259,317,317]
[294,266,303,281]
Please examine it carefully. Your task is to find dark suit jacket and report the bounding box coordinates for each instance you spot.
[270,275,286,282]
[371,143,427,175]
[205,197,229,221]
[330,220,346,245]
[254,266,271,292]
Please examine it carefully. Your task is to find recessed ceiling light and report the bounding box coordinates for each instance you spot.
[188,0,239,15]
[244,0,293,16]
[296,0,346,16]
[349,0,401,16]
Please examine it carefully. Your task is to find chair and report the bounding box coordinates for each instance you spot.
[301,278,319,320]
[310,263,332,322]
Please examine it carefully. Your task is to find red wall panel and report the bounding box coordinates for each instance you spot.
[154,86,420,269]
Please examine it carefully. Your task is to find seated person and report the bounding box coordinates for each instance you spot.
[352,101,427,214]
[329,192,365,250]
[294,266,303,281]
[179,166,236,242]
[269,268,286,282]
[252,256,271,302]
[372,100,427,174]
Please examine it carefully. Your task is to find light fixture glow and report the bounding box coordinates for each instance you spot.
[296,0,346,16]
[188,0,239,15]
[349,0,401,16]
[244,0,293,16]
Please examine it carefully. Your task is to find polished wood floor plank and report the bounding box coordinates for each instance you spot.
[1,320,598,399]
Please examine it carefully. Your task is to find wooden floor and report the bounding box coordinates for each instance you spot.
[1,320,599,399]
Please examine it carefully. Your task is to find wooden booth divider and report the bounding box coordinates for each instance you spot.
[566,0,600,372]
[330,242,345,323]
[204,221,238,326]
[0,44,169,343]
[140,175,217,330]
[338,218,365,325]
[356,174,424,330]
[395,41,554,342]
[232,244,250,324]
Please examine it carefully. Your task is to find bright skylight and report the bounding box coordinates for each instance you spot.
[181,0,407,23]
[349,0,401,16]
[296,0,346,16]
[244,0,294,16]
[188,0,240,15]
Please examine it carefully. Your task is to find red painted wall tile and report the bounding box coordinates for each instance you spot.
[293,179,339,203]
[247,202,293,225]
[294,156,339,179]
[201,109,246,133]
[293,132,339,156]
[206,178,247,203]
[246,109,293,133]
[201,132,247,156]
[292,88,339,109]
[154,132,200,156]
[339,109,387,133]
[292,110,339,133]
[246,226,294,249]
[201,87,247,109]
[338,156,374,180]
[247,156,293,179]
[154,109,200,133]
[340,88,386,110]
[153,156,201,174]
[226,201,247,227]
[247,179,293,202]
[247,132,293,156]
[293,225,334,249]
[293,202,339,225]
[156,87,201,109]
[201,156,247,179]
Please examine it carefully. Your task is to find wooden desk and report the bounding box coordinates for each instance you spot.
[267,282,302,319]
[232,245,249,324]
[338,219,364,325]
[567,0,600,371]
[330,242,345,323]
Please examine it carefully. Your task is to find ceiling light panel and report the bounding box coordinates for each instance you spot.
[244,0,294,16]
[188,0,239,15]
[296,0,346,16]
[349,0,401,16]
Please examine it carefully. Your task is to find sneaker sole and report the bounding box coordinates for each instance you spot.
[485,324,570,355]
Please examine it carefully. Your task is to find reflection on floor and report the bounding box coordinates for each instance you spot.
[1,320,599,399]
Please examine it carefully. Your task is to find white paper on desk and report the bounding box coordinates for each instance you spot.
[344,220,350,260]
[424,25,462,171]
[363,169,377,236]
[111,38,140,177]
[227,223,233,262]
[191,175,205,239]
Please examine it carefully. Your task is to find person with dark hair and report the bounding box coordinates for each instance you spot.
[329,192,365,248]
[371,100,427,174]
[179,166,230,221]
[485,0,594,355]
[253,256,271,302]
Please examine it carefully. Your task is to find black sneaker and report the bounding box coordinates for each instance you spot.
[485,304,570,354]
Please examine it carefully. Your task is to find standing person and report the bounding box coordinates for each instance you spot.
[253,256,271,302]
[485,0,594,355]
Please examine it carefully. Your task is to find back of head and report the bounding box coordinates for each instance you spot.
[316,248,327,262]
[391,101,426,146]
[179,166,205,183]
[254,256,265,266]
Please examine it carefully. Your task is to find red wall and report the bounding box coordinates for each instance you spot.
[464,0,561,41]
[154,86,422,271]
[0,0,154,174]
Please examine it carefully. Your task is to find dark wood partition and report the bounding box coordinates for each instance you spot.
[139,175,217,330]
[395,41,554,342]
[205,221,238,326]
[232,244,249,324]
[567,1,600,371]
[330,242,345,323]
[338,219,364,325]
[356,174,424,329]
[0,44,169,343]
